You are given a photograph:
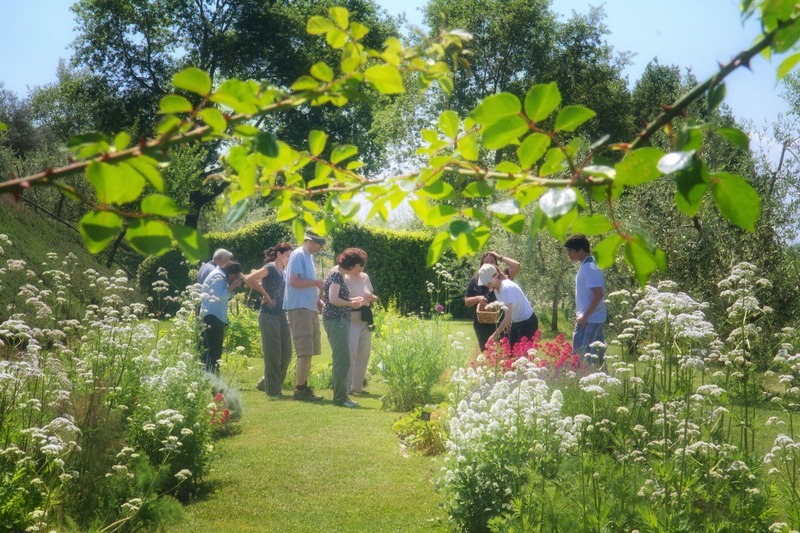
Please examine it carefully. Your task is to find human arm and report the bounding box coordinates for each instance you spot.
[245,267,276,307]
[288,272,324,290]
[465,294,488,308]
[327,282,364,309]
[492,252,520,280]
[576,287,604,326]
[493,301,513,339]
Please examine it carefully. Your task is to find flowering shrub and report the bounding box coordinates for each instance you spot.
[477,331,579,373]
[209,392,233,437]
[0,237,224,532]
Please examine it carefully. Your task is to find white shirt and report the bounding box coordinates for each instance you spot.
[495,280,534,323]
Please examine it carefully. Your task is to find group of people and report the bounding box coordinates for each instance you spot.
[196,230,606,407]
[197,229,378,408]
[464,233,607,364]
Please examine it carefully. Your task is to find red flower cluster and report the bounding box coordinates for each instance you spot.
[209,392,231,430]
[476,331,579,372]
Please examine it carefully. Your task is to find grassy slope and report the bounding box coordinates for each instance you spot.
[0,196,131,317]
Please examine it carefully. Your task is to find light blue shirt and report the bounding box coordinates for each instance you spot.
[199,267,230,323]
[576,256,607,323]
[284,247,319,311]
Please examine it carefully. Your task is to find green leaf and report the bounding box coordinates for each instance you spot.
[419,181,456,200]
[710,172,761,231]
[364,64,404,94]
[254,132,279,157]
[310,62,334,82]
[707,83,726,110]
[86,162,121,204]
[778,52,800,79]
[674,161,708,217]
[226,198,250,226]
[524,82,561,122]
[438,110,460,138]
[309,130,328,156]
[331,144,358,164]
[0,121,7,132]
[593,233,624,269]
[482,115,528,150]
[410,199,457,226]
[457,133,479,160]
[173,67,212,96]
[199,108,227,131]
[113,132,130,152]
[329,6,349,29]
[615,147,664,187]
[314,162,333,183]
[462,181,494,198]
[426,231,452,267]
[292,75,320,91]
[469,93,521,126]
[141,194,188,217]
[158,94,193,114]
[497,214,525,234]
[624,238,658,287]
[554,105,596,132]
[126,219,173,256]
[326,28,349,49]
[517,133,550,169]
[350,22,369,41]
[539,148,565,176]
[717,127,750,151]
[171,225,209,262]
[539,188,576,218]
[307,16,334,35]
[571,214,613,236]
[123,156,164,192]
[79,211,123,254]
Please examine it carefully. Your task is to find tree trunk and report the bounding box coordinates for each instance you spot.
[551,272,562,332]
[105,226,128,269]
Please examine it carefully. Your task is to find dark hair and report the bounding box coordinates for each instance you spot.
[263,242,293,263]
[222,262,243,276]
[564,234,590,253]
[336,247,367,270]
[479,252,496,266]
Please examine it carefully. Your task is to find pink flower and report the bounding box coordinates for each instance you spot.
[435,304,444,313]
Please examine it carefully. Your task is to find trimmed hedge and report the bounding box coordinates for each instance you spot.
[330,224,435,315]
[137,220,292,313]
[136,219,473,317]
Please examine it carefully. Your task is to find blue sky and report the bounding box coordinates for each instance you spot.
[0,0,792,128]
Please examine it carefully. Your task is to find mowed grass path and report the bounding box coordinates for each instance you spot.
[173,320,481,532]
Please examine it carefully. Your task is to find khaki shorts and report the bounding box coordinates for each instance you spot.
[287,308,321,356]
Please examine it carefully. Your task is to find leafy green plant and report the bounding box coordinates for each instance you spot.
[392,404,448,456]
[372,313,467,411]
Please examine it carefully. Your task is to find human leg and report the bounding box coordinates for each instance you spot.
[278,314,293,393]
[260,313,284,396]
[288,309,321,400]
[473,321,495,353]
[348,320,371,393]
[324,315,351,405]
[202,315,225,372]
[573,322,605,366]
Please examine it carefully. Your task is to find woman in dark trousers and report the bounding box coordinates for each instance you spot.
[464,252,520,352]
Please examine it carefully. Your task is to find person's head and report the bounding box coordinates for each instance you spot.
[477,263,504,290]
[222,261,243,283]
[479,252,497,266]
[336,247,367,274]
[212,248,233,267]
[303,229,326,254]
[264,242,293,264]
[564,234,590,262]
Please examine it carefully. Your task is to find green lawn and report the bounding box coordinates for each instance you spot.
[173,321,480,532]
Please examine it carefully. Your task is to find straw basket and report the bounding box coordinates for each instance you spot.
[476,309,500,324]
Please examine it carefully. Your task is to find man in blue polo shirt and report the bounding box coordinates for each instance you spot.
[565,234,607,366]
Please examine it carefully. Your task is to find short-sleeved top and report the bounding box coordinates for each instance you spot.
[322,269,352,320]
[576,256,607,323]
[346,272,374,303]
[199,266,230,324]
[495,279,534,323]
[466,276,497,323]
[259,262,286,315]
[284,247,319,311]
[197,261,215,284]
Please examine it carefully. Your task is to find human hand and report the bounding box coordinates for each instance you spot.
[576,314,588,327]
[350,296,364,309]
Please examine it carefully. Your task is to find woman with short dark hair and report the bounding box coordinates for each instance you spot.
[323,248,366,408]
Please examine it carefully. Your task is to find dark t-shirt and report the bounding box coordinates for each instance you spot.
[323,269,352,320]
[466,276,497,323]
[259,262,286,315]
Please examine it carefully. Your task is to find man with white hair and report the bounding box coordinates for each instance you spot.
[197,248,233,284]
